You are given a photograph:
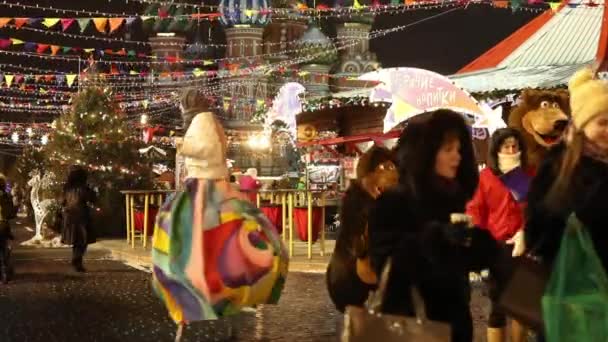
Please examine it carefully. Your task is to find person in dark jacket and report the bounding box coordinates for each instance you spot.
[326,145,398,312]
[61,166,96,272]
[0,177,15,283]
[368,109,500,342]
[525,68,608,341]
[467,128,531,342]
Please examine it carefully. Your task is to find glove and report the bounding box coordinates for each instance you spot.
[506,229,526,257]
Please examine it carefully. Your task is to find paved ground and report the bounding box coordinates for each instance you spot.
[1,219,497,342]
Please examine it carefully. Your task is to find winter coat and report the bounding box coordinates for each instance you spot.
[526,143,608,271]
[466,168,532,241]
[368,180,499,342]
[326,182,376,312]
[61,186,96,246]
[0,191,15,239]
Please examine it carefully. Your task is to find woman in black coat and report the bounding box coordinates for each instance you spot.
[368,110,500,342]
[61,167,96,272]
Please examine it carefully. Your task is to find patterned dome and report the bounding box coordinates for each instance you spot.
[219,0,270,27]
[295,25,337,65]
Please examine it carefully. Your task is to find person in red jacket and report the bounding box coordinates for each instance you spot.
[467,128,531,342]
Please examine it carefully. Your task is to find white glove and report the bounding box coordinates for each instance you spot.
[506,230,526,257]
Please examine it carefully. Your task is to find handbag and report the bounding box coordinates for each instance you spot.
[497,253,550,331]
[341,257,451,342]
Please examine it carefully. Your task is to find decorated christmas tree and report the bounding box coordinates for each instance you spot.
[45,86,153,235]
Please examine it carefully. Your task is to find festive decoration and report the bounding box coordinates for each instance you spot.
[21,171,57,245]
[264,82,305,137]
[44,86,153,235]
[359,67,487,132]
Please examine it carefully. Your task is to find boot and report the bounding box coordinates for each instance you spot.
[72,258,86,273]
[487,327,505,342]
[510,320,528,342]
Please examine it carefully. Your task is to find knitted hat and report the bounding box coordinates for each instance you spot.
[569,67,608,130]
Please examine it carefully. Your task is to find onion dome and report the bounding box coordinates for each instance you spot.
[219,0,271,27]
[295,24,338,66]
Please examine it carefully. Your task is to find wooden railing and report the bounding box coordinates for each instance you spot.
[120,190,175,248]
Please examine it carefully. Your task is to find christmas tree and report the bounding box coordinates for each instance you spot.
[45,86,153,235]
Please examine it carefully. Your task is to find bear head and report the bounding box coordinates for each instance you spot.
[508,89,570,167]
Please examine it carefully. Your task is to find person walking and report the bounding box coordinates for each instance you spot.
[368,110,500,342]
[61,167,96,272]
[526,67,608,341]
[467,128,531,342]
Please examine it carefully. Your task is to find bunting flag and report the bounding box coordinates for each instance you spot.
[0,18,11,28]
[84,48,95,53]
[192,68,205,77]
[109,18,125,33]
[510,0,522,10]
[493,0,509,8]
[203,60,214,66]
[50,45,61,56]
[61,18,75,31]
[42,18,60,28]
[5,75,14,88]
[36,44,49,54]
[10,38,24,45]
[66,74,77,87]
[353,0,364,9]
[56,74,66,85]
[0,40,10,49]
[62,46,72,53]
[549,1,560,10]
[140,16,153,21]
[14,18,28,29]
[93,18,108,33]
[126,17,138,27]
[77,18,91,33]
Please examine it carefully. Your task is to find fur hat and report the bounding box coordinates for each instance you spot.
[569,67,608,130]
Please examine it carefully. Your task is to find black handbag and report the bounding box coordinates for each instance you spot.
[342,258,451,342]
[497,232,551,331]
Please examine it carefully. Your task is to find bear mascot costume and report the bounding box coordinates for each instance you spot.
[507,89,570,172]
[326,145,398,312]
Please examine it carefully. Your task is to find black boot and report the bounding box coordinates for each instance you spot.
[72,245,86,273]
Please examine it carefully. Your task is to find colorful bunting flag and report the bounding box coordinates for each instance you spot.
[56,74,66,85]
[84,48,95,53]
[203,60,214,66]
[353,0,364,9]
[10,38,23,45]
[510,0,522,10]
[50,45,61,56]
[493,0,509,8]
[42,18,60,28]
[14,18,28,29]
[548,1,560,10]
[61,18,75,31]
[77,18,91,33]
[192,68,205,77]
[5,75,14,88]
[109,18,125,33]
[125,17,138,27]
[0,39,11,49]
[66,74,77,87]
[0,18,11,28]
[62,46,72,53]
[93,18,108,33]
[37,44,49,54]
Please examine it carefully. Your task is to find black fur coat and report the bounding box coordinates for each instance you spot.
[526,143,608,271]
[326,182,376,312]
[368,179,499,342]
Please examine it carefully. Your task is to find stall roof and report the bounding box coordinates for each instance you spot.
[297,130,401,147]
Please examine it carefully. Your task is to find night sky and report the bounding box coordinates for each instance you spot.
[0,0,540,124]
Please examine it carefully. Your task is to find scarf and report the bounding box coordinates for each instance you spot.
[500,167,531,202]
[583,138,608,165]
[498,152,521,174]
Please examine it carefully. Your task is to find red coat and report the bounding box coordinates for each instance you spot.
[466,168,529,241]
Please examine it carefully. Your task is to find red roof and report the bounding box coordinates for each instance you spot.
[457,2,569,74]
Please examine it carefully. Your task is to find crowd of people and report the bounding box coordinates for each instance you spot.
[328,66,608,341]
